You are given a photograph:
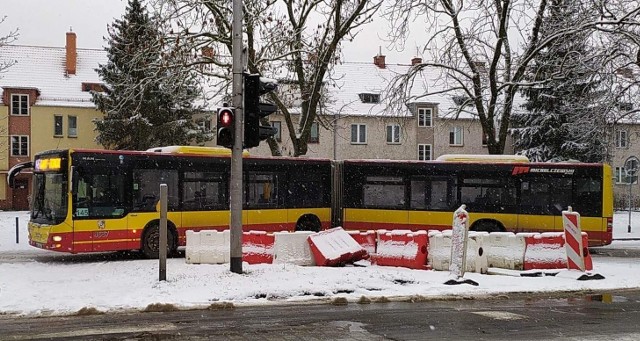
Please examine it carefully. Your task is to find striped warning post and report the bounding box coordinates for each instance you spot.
[562,206,586,271]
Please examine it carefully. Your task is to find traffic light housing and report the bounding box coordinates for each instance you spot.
[244,73,278,148]
[216,107,235,148]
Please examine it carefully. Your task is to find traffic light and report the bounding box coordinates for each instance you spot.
[244,73,278,148]
[216,107,235,148]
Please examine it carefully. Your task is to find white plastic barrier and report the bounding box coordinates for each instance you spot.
[484,232,527,270]
[427,230,488,274]
[185,230,229,264]
[467,231,489,274]
[272,231,316,266]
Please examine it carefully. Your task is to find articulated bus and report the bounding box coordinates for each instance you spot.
[335,156,613,246]
[15,148,612,258]
[19,146,331,258]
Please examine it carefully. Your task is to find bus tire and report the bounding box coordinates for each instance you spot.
[141,221,177,259]
[295,215,321,232]
[471,220,504,233]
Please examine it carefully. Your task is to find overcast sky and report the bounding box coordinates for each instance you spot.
[1,0,421,64]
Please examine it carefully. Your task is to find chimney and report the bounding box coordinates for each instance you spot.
[373,54,386,69]
[66,31,77,75]
[411,57,422,66]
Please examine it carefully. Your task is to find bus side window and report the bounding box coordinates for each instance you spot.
[410,179,426,209]
[133,169,179,211]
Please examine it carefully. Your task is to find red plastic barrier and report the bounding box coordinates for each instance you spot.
[523,233,593,271]
[371,230,429,270]
[242,231,275,264]
[308,227,368,266]
[347,230,376,256]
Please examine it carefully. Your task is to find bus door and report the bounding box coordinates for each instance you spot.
[245,171,283,232]
[131,168,181,247]
[409,176,455,231]
[180,170,230,235]
[73,167,129,252]
[517,176,568,233]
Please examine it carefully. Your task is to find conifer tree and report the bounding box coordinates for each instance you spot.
[92,0,210,150]
[512,1,606,162]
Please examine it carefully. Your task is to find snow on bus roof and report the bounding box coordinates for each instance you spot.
[436,154,530,163]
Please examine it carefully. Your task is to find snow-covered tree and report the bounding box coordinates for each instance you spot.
[384,0,640,154]
[147,0,382,156]
[93,0,210,150]
[512,1,607,163]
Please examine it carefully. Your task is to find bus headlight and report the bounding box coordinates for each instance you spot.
[52,236,62,242]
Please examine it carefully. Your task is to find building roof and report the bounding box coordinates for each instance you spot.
[0,44,106,108]
[0,42,483,119]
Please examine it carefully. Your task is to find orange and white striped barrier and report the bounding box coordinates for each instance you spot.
[562,207,585,271]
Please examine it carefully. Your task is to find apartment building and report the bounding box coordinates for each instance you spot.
[0,32,104,209]
[245,55,508,161]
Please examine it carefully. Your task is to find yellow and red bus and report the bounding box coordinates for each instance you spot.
[21,146,331,258]
[17,148,613,257]
[334,156,613,246]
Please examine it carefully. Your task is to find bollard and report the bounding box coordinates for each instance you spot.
[15,217,19,244]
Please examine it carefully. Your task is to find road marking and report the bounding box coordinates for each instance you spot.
[9,323,178,340]
[472,311,527,320]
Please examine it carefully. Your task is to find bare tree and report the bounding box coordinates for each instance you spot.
[0,15,19,75]
[384,0,640,154]
[148,0,382,156]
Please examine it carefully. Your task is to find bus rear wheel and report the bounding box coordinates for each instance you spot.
[296,215,321,232]
[472,220,504,233]
[141,223,176,259]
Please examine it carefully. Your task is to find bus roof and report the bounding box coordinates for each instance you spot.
[435,154,530,163]
[146,145,250,157]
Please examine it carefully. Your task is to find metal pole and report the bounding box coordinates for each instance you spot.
[629,180,633,234]
[230,0,244,274]
[159,184,168,281]
[15,217,19,244]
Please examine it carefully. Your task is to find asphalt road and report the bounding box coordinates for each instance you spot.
[1,290,640,340]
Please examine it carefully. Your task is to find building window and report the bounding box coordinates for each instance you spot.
[309,122,319,143]
[418,108,432,127]
[418,144,432,161]
[11,94,29,115]
[358,93,380,104]
[449,126,464,146]
[272,121,282,142]
[54,115,63,136]
[197,118,211,133]
[351,124,367,144]
[386,124,401,144]
[616,130,628,148]
[68,115,78,137]
[615,167,638,184]
[11,136,29,156]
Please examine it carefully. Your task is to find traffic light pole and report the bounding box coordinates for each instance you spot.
[230,0,244,274]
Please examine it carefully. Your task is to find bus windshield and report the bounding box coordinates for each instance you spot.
[31,172,68,224]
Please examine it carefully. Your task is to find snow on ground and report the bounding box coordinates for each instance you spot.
[1,211,639,317]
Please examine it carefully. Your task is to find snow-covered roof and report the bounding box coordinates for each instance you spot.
[0,44,107,108]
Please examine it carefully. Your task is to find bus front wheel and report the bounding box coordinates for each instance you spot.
[141,222,176,259]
